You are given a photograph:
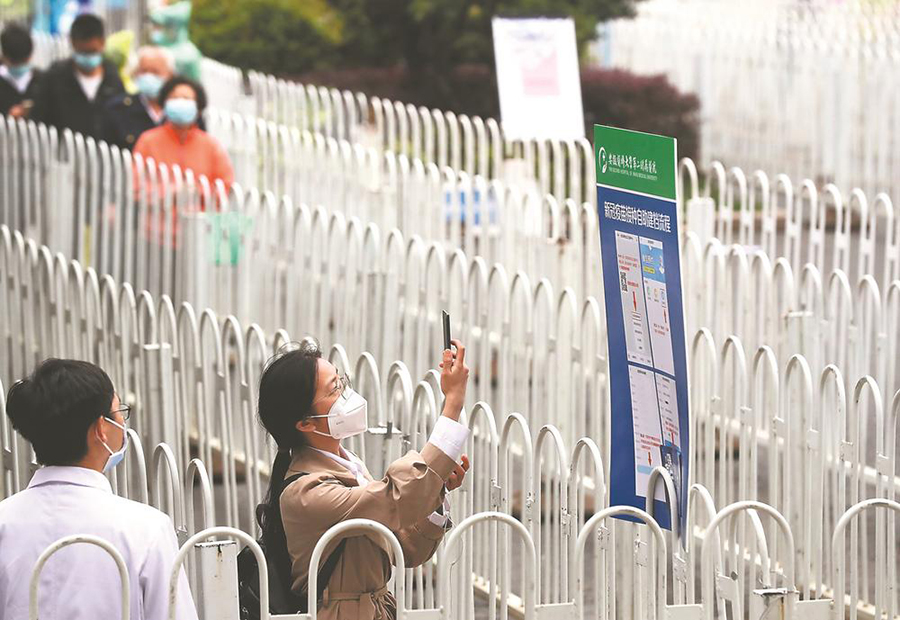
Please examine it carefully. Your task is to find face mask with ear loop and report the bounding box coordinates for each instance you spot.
[307,387,368,440]
[99,416,129,473]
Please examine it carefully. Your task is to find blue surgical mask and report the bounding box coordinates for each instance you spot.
[7,63,30,79]
[100,416,129,473]
[165,97,198,126]
[135,73,164,100]
[73,52,103,71]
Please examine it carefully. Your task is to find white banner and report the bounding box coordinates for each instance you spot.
[492,17,585,140]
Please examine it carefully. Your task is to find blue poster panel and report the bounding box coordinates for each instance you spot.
[594,125,689,535]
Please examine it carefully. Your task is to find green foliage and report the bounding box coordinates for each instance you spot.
[402,0,639,67]
[581,69,700,162]
[359,0,640,101]
[192,0,641,79]
[326,0,407,67]
[191,0,344,74]
[191,0,700,160]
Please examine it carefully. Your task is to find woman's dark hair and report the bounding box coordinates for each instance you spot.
[6,359,114,465]
[158,76,208,113]
[256,340,321,577]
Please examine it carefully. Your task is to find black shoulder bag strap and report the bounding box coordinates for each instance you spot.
[281,473,349,610]
[307,538,348,604]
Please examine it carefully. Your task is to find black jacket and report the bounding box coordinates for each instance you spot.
[99,93,160,151]
[32,58,125,139]
[0,69,43,116]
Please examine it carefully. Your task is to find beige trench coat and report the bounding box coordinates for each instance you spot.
[281,443,456,620]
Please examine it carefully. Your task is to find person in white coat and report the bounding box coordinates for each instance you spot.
[0,358,198,620]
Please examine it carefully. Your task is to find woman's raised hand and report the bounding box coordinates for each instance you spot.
[446,454,470,491]
[439,339,468,420]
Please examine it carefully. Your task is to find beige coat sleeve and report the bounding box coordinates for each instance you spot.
[285,443,456,535]
[395,512,445,568]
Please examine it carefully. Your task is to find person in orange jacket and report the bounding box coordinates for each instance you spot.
[134,75,234,192]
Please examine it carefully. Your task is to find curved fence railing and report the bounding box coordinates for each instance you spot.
[3,114,899,419]
[606,0,900,202]
[17,464,900,619]
[3,228,899,617]
[2,112,899,553]
[15,32,900,299]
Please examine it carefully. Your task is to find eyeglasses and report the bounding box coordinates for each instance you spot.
[107,403,132,422]
[312,374,352,406]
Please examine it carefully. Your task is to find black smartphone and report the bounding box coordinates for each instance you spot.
[442,310,451,351]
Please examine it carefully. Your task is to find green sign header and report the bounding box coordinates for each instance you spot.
[594,125,677,201]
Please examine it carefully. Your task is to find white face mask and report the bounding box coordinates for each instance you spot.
[308,388,368,440]
[99,416,128,473]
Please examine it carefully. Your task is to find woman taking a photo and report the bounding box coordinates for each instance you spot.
[257,339,471,620]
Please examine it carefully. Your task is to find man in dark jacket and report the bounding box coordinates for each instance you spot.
[0,23,43,118]
[99,46,174,151]
[32,13,124,139]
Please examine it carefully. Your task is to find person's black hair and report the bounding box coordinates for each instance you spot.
[70,13,105,42]
[6,359,115,466]
[1,23,33,64]
[158,76,208,114]
[256,341,321,578]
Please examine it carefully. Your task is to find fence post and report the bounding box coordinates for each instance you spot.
[195,540,240,620]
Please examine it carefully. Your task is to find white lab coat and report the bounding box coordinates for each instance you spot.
[0,466,198,620]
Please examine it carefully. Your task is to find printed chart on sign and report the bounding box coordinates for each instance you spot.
[596,124,686,532]
[615,231,682,500]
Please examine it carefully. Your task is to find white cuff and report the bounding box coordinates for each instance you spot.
[428,416,470,463]
[427,493,452,527]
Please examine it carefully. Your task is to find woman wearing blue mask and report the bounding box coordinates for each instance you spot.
[134,75,234,192]
[252,339,471,620]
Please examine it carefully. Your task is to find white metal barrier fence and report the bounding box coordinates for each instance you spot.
[3,227,900,618]
[3,115,900,433]
[4,102,899,304]
[206,108,900,312]
[21,17,900,277]
[0,111,600,307]
[202,106,599,300]
[6,102,900,325]
[605,0,900,202]
[21,500,900,619]
[15,30,900,303]
[239,68,596,207]
[2,110,900,570]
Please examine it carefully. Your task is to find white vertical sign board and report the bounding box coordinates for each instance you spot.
[492,17,585,140]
